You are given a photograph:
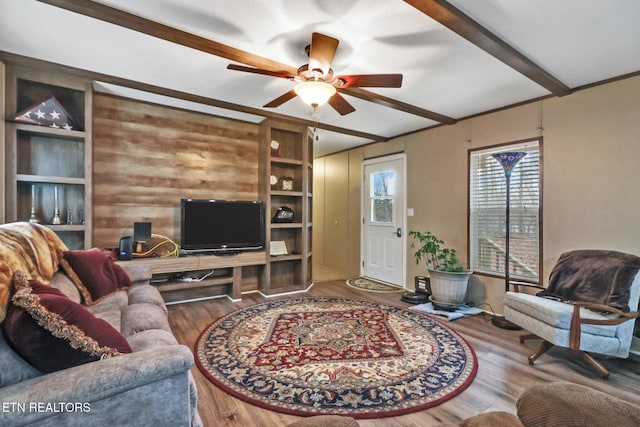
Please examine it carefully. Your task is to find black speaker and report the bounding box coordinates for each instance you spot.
[133,222,152,243]
[118,236,133,260]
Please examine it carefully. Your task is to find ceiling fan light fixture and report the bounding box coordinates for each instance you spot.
[294,81,336,107]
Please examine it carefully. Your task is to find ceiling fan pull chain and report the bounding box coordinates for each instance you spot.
[312,108,319,141]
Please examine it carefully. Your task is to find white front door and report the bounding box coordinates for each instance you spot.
[362,154,406,287]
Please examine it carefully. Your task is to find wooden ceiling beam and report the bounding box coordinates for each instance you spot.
[37,0,455,123]
[37,0,298,75]
[341,87,457,124]
[405,0,572,96]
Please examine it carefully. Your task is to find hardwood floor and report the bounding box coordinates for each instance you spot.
[168,280,640,427]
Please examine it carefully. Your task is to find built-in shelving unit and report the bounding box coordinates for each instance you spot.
[259,119,313,294]
[4,67,92,249]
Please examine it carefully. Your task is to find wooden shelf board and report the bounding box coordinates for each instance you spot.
[13,122,86,139]
[46,224,86,232]
[269,254,303,262]
[157,276,233,292]
[271,157,304,166]
[270,222,303,229]
[271,190,303,197]
[17,174,85,185]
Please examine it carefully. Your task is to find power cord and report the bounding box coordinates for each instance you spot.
[133,233,179,258]
[470,302,501,323]
[177,270,215,282]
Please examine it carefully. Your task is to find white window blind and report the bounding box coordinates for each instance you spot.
[469,140,541,281]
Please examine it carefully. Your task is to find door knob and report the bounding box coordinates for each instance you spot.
[395,227,402,237]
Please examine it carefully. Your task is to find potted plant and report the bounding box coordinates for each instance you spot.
[409,230,472,306]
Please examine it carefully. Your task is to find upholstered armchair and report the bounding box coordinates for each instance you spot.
[504,250,640,379]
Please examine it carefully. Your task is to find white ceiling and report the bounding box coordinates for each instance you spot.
[1,0,639,157]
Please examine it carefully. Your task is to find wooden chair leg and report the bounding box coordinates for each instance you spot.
[528,340,554,365]
[519,333,540,343]
[581,352,610,379]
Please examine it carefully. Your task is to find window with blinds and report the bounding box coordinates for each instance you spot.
[469,139,541,282]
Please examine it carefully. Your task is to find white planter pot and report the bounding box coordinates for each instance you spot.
[427,269,473,305]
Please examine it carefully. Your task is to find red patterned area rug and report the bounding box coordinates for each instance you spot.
[195,296,477,419]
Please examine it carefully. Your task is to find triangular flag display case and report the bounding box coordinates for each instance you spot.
[12,96,79,131]
[3,66,92,250]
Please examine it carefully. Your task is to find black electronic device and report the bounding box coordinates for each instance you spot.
[415,276,431,295]
[401,291,429,304]
[180,199,265,254]
[118,236,133,260]
[272,206,294,223]
[133,222,152,243]
[133,222,152,253]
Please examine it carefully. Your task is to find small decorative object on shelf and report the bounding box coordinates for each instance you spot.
[79,206,85,225]
[270,139,281,157]
[28,184,40,224]
[50,185,62,225]
[270,240,288,256]
[270,174,278,188]
[66,206,74,225]
[278,176,294,191]
[272,206,294,223]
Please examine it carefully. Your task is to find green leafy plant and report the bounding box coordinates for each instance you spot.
[409,230,464,272]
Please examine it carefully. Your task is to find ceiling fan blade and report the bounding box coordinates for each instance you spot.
[337,74,403,88]
[227,64,294,79]
[263,90,298,108]
[308,32,339,76]
[328,93,356,116]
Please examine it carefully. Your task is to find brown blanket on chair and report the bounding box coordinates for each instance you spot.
[0,222,68,322]
[537,249,640,312]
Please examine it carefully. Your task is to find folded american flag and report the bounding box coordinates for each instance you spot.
[13,97,78,131]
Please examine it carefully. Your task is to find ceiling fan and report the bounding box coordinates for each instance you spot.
[227,32,403,115]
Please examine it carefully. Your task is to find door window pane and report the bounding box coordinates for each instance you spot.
[370,171,395,223]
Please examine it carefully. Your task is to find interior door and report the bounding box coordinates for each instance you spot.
[362,154,406,287]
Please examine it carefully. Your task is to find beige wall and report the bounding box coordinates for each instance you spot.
[314,75,640,312]
[312,147,364,276]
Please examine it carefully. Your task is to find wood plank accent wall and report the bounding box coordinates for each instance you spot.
[92,93,260,248]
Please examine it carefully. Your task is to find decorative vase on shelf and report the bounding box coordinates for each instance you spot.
[50,185,62,225]
[28,184,40,224]
[66,206,73,225]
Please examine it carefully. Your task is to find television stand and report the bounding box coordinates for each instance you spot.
[117,251,266,303]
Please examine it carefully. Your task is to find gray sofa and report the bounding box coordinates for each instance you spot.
[0,223,201,427]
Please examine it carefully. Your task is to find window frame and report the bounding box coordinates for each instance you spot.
[467,137,543,284]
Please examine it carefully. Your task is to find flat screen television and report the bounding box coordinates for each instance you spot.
[180,199,265,254]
